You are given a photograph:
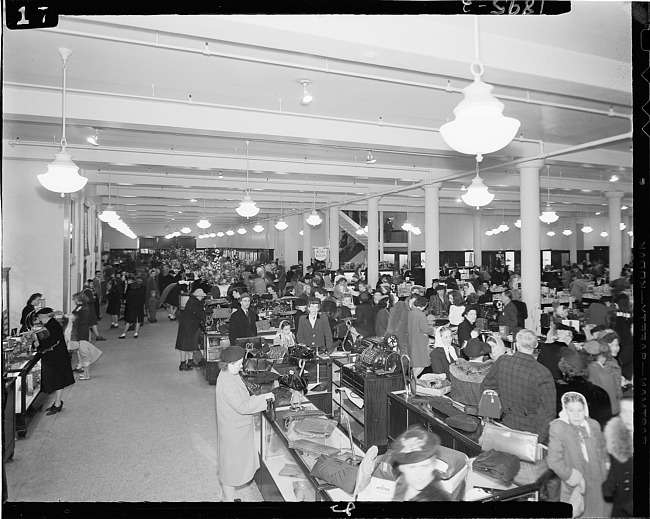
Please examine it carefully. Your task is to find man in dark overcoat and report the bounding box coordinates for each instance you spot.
[228,293,258,344]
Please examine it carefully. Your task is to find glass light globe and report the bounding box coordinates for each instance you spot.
[216,231,225,237]
[275,218,288,231]
[237,227,247,235]
[461,175,494,209]
[197,219,211,229]
[562,229,573,236]
[235,193,260,217]
[253,224,264,233]
[514,219,521,228]
[306,210,322,226]
[226,229,235,236]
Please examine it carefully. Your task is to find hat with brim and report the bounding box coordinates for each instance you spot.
[583,340,608,356]
[559,346,587,371]
[221,346,246,363]
[295,295,309,307]
[464,338,491,359]
[35,307,55,317]
[393,425,440,465]
[192,288,207,297]
[239,292,252,301]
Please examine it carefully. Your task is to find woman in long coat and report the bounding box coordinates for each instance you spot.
[175,289,207,371]
[106,273,124,328]
[406,297,430,378]
[33,308,75,414]
[216,346,274,501]
[386,297,410,355]
[547,391,609,518]
[119,278,145,339]
[602,395,633,517]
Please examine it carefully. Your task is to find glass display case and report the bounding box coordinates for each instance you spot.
[256,403,364,502]
[4,338,47,438]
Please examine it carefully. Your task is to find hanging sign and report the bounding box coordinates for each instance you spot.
[313,247,329,261]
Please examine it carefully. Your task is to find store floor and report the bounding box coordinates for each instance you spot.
[4,309,263,502]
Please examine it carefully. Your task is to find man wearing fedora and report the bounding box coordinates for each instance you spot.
[175,288,208,371]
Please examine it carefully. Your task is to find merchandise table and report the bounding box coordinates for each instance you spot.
[5,352,47,438]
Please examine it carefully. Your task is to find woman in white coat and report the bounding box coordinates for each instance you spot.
[215,345,274,501]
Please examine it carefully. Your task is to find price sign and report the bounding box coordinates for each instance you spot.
[5,0,58,30]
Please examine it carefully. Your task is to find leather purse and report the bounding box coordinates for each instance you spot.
[278,370,308,393]
[478,422,539,463]
[271,386,293,407]
[288,345,315,360]
[478,389,503,419]
[243,357,272,372]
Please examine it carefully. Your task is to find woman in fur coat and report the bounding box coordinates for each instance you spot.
[602,395,633,517]
[547,391,609,518]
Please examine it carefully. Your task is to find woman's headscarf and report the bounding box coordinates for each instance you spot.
[559,391,591,462]
[434,326,458,364]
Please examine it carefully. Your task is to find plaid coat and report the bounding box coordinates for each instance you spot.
[481,351,556,443]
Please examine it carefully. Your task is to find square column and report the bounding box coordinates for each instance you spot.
[606,191,624,279]
[516,159,544,331]
[473,209,483,268]
[424,184,440,285]
[302,216,312,273]
[367,197,380,288]
[329,206,340,271]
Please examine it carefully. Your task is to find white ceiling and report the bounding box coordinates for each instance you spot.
[2,4,633,234]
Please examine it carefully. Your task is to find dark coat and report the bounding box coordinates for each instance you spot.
[428,293,450,316]
[512,300,527,329]
[602,415,633,517]
[71,304,90,342]
[82,288,98,326]
[613,314,633,380]
[587,361,619,415]
[386,301,410,355]
[19,305,36,333]
[536,341,566,381]
[354,302,376,338]
[296,314,332,350]
[481,351,556,443]
[38,318,75,393]
[555,377,612,429]
[374,307,390,337]
[106,279,123,315]
[229,307,258,344]
[497,301,520,335]
[457,318,476,349]
[406,308,430,368]
[124,284,146,324]
[429,347,453,380]
[175,295,206,352]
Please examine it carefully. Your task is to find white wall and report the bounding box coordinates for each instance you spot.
[2,159,101,326]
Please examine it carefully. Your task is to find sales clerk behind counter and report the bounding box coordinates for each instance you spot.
[296,298,333,351]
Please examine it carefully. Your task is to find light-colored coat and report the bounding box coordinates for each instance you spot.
[215,370,268,486]
[547,418,609,518]
[406,307,430,368]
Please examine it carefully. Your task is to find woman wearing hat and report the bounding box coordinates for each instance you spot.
[584,340,620,416]
[429,326,458,381]
[457,304,480,352]
[119,277,146,339]
[547,391,609,518]
[216,345,274,501]
[406,297,431,378]
[175,288,208,371]
[391,425,451,501]
[19,292,43,333]
[31,308,75,415]
[555,347,612,429]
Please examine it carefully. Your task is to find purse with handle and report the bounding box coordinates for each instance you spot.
[478,421,539,463]
[478,389,503,420]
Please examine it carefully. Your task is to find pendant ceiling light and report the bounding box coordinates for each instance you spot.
[237,226,247,235]
[196,188,211,229]
[98,168,120,223]
[411,226,422,235]
[498,207,509,232]
[275,194,288,231]
[236,141,260,218]
[514,219,521,229]
[226,227,235,236]
[37,48,88,197]
[306,179,322,226]
[181,226,191,234]
[216,231,225,238]
[619,222,626,231]
[461,162,494,209]
[581,213,593,234]
[547,229,556,237]
[300,80,313,105]
[562,228,573,236]
[600,231,608,237]
[439,17,520,163]
[401,219,413,232]
[539,165,559,224]
[253,223,264,233]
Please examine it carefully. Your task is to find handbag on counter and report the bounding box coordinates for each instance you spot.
[288,345,315,360]
[278,370,308,393]
[271,386,293,407]
[241,374,262,396]
[472,449,521,484]
[478,389,503,420]
[267,344,288,362]
[243,357,272,372]
[478,422,539,463]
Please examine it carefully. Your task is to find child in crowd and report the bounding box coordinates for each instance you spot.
[148,290,159,323]
[547,391,609,518]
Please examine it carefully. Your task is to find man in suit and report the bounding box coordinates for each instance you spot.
[228,293,257,344]
[296,298,333,351]
[498,290,520,336]
[481,329,556,444]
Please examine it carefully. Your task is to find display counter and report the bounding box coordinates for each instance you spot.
[5,352,47,438]
[3,377,16,461]
[256,402,364,502]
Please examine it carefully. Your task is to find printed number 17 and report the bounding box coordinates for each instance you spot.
[17,6,48,25]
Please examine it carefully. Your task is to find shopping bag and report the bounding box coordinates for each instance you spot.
[478,422,539,463]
